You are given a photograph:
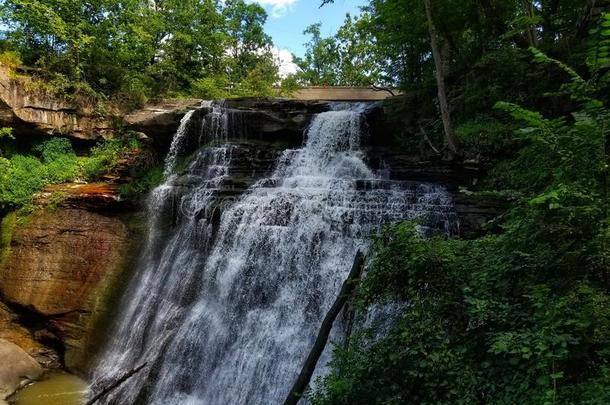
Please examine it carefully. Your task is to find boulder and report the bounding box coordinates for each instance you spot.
[0,338,43,401]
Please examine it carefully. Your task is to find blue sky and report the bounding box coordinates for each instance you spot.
[248,0,369,57]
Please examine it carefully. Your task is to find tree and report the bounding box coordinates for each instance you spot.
[334,13,383,86]
[422,0,460,156]
[0,0,284,104]
[223,0,276,89]
[294,23,340,86]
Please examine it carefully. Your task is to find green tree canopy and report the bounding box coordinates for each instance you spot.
[0,0,280,105]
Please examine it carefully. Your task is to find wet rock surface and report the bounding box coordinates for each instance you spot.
[0,177,142,371]
[123,99,203,143]
[0,339,43,401]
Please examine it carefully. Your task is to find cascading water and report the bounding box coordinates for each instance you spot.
[92,102,457,404]
[164,109,196,177]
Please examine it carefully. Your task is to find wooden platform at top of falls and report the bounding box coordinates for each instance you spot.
[289,86,402,101]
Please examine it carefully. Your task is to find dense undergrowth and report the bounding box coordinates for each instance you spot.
[311,8,610,405]
[0,135,141,213]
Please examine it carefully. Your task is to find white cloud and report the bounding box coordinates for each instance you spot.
[272,47,299,78]
[247,0,299,18]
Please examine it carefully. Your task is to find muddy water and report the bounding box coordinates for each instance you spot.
[11,373,89,405]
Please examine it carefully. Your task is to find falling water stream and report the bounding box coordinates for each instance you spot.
[92,102,456,404]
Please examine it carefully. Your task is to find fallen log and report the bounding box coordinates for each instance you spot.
[85,362,148,405]
[283,251,365,405]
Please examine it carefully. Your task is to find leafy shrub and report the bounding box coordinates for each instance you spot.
[119,165,165,200]
[279,74,301,96]
[115,73,151,109]
[0,50,22,69]
[456,117,516,159]
[0,135,141,210]
[192,76,230,100]
[313,49,610,405]
[33,137,79,182]
[0,154,48,208]
[83,135,142,180]
[0,127,14,140]
[82,139,126,180]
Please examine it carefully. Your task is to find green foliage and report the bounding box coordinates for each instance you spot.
[587,13,610,72]
[314,43,610,405]
[0,0,282,105]
[456,118,516,159]
[223,0,274,87]
[192,76,230,100]
[0,135,140,210]
[295,15,382,86]
[0,154,48,209]
[232,57,279,97]
[294,23,340,86]
[0,50,21,69]
[0,127,14,140]
[119,165,165,200]
[82,137,137,181]
[34,137,79,182]
[318,0,597,90]
[279,74,301,96]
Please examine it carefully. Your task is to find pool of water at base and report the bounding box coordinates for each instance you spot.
[10,373,89,405]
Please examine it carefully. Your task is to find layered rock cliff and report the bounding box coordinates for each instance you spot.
[0,184,143,372]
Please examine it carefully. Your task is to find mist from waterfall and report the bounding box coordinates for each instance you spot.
[91,102,456,404]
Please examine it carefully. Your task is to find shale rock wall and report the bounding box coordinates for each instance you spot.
[0,184,142,372]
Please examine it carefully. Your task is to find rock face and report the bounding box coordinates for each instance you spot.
[0,70,332,145]
[0,67,114,141]
[0,338,43,401]
[0,209,129,316]
[0,66,202,142]
[220,98,329,142]
[455,192,509,239]
[125,97,330,147]
[123,98,203,143]
[0,185,141,370]
[167,99,501,239]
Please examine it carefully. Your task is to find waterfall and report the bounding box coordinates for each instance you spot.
[164,109,196,177]
[92,103,456,404]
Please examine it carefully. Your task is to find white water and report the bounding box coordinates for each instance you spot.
[92,104,456,404]
[164,109,196,177]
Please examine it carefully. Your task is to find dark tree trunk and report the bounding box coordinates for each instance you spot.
[283,252,365,405]
[522,0,539,46]
[86,363,148,405]
[423,0,461,157]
